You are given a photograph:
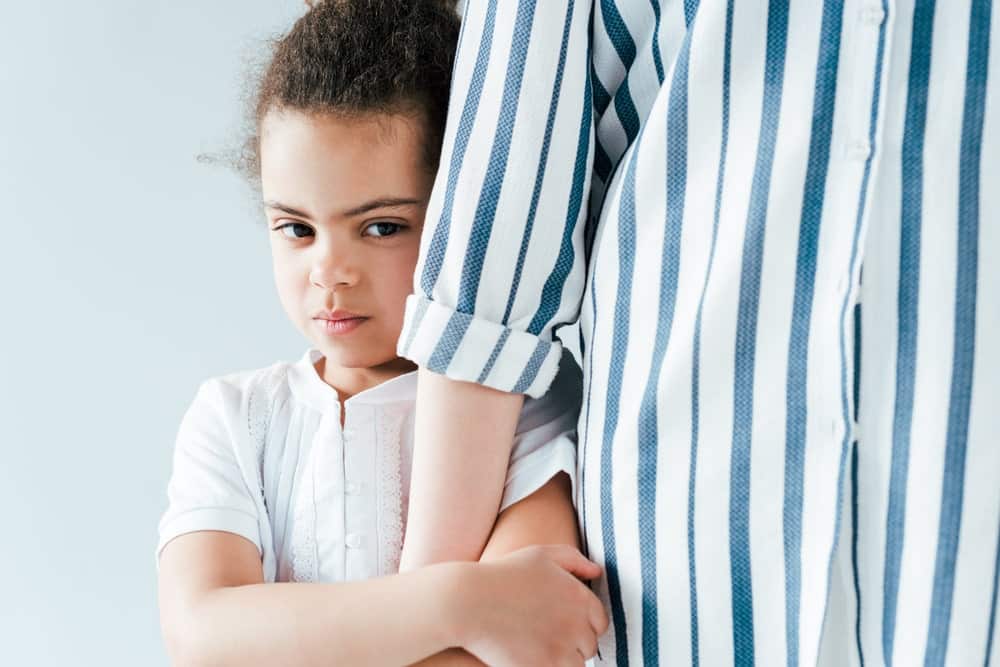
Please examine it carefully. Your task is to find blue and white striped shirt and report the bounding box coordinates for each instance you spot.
[397,1,999,664]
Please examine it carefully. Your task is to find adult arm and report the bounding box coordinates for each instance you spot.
[397,0,594,568]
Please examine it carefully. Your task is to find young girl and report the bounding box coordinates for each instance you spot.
[155,2,607,666]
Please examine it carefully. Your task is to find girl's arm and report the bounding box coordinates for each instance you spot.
[158,488,605,667]
[159,532,458,666]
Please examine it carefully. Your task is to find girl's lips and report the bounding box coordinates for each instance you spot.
[315,317,368,336]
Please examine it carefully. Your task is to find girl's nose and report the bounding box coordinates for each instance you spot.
[308,247,360,290]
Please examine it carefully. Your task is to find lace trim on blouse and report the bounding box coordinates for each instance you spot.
[290,470,319,583]
[247,363,287,472]
[376,406,407,576]
[246,363,296,581]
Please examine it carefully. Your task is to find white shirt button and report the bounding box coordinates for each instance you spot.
[847,140,871,161]
[345,481,362,495]
[861,5,885,26]
[345,533,362,549]
[342,428,356,440]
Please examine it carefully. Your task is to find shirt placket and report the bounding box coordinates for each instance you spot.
[342,403,377,581]
[312,408,346,582]
[820,0,892,446]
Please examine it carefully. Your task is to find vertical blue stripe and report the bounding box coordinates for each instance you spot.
[611,81,641,146]
[526,68,593,335]
[595,140,614,183]
[420,0,499,296]
[401,297,431,356]
[729,3,790,664]
[599,0,641,144]
[579,269,600,562]
[851,442,866,666]
[688,5,733,664]
[852,300,864,667]
[593,61,613,117]
[782,2,844,665]
[426,314,472,375]
[684,0,698,26]
[636,20,695,665]
[512,338,550,394]
[854,299,862,425]
[457,0,538,314]
[502,1,576,325]
[649,0,664,83]
[601,119,652,667]
[925,2,991,663]
[599,0,637,68]
[986,517,1000,665]
[883,3,935,663]
[476,328,511,384]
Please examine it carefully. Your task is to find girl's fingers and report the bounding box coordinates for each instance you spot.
[540,544,602,579]
[590,596,610,636]
[577,631,599,661]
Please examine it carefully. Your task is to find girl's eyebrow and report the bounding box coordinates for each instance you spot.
[263,201,311,218]
[263,197,423,220]
[341,197,424,217]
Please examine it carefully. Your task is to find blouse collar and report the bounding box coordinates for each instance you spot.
[287,348,417,414]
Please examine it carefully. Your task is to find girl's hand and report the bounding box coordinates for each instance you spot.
[449,544,609,667]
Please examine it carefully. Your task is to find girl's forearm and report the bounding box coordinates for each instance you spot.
[410,648,487,666]
[174,562,468,667]
[400,369,525,569]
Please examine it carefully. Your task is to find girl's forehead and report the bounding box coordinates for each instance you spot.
[260,108,428,157]
[259,109,434,214]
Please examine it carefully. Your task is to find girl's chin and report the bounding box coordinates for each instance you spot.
[312,342,396,370]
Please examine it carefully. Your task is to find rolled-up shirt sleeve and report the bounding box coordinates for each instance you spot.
[398,0,594,398]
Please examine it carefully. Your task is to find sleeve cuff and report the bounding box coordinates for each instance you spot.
[155,507,262,571]
[397,294,564,398]
[500,435,577,512]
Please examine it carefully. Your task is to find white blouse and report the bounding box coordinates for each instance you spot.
[157,348,580,583]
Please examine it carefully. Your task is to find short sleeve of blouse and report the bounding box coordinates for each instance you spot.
[156,378,262,568]
[500,349,582,512]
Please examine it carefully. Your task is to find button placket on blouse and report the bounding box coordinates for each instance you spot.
[342,404,376,580]
[310,409,347,582]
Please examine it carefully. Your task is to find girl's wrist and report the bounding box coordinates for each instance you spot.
[433,561,482,651]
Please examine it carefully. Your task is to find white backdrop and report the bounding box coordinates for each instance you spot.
[0,3,305,664]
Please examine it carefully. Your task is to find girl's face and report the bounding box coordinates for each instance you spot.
[259,109,433,377]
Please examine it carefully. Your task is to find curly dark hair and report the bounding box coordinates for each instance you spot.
[240,0,460,179]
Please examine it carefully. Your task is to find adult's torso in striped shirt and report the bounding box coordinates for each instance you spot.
[576,1,998,665]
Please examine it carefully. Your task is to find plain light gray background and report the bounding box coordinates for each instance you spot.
[0,2,308,664]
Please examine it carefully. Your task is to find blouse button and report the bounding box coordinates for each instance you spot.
[860,5,885,26]
[847,140,871,161]
[342,428,356,440]
[345,533,363,549]
[345,481,362,495]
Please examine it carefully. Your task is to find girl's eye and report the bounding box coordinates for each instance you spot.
[274,222,314,239]
[364,221,403,238]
